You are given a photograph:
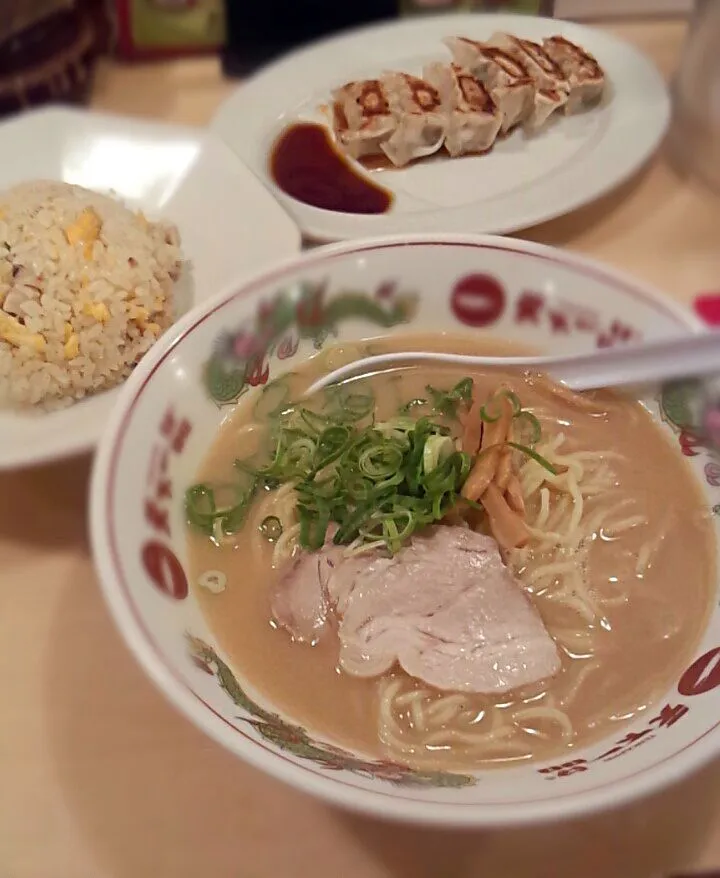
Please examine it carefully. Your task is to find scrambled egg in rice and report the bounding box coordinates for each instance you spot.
[0,180,183,409]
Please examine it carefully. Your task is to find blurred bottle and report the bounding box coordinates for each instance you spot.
[667,0,720,192]
[399,0,458,12]
[400,1,551,13]
[112,0,225,60]
[222,0,398,77]
[222,0,553,75]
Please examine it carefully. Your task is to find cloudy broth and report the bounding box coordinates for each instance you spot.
[186,335,715,770]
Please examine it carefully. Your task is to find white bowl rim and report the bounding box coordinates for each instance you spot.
[90,232,712,827]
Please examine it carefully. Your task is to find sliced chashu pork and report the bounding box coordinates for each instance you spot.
[271,525,560,695]
[270,541,343,645]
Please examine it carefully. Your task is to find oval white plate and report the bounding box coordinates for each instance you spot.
[211,13,669,242]
[0,107,301,469]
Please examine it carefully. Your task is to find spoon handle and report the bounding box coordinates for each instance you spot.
[304,332,720,397]
[555,331,720,390]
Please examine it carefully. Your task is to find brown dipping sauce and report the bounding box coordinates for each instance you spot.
[269,122,393,215]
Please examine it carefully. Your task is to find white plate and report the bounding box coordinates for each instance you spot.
[0,107,301,470]
[211,13,670,242]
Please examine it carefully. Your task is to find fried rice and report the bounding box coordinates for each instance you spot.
[0,180,183,409]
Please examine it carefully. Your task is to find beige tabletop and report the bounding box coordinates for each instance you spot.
[4,17,720,878]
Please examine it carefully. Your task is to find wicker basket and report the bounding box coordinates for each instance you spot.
[0,0,108,117]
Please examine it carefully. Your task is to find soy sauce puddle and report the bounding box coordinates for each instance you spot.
[269,122,393,215]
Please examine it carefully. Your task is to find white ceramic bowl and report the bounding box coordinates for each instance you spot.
[90,235,720,827]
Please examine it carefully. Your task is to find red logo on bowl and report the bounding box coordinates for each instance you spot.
[139,405,193,601]
[537,758,588,779]
[679,647,720,697]
[512,290,641,347]
[142,542,188,600]
[536,701,692,780]
[450,274,506,328]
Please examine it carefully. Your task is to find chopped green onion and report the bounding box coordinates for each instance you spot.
[479,403,501,423]
[376,416,417,435]
[398,397,428,415]
[359,506,415,555]
[423,434,455,474]
[253,376,292,420]
[259,515,283,542]
[185,479,259,539]
[500,390,522,416]
[506,441,557,475]
[323,385,375,422]
[358,442,404,479]
[513,410,542,446]
[343,391,375,418]
[185,484,216,535]
[299,408,330,434]
[315,425,353,470]
[425,377,474,419]
[216,488,258,535]
[186,376,551,555]
[298,506,328,551]
[453,377,474,405]
[479,389,522,423]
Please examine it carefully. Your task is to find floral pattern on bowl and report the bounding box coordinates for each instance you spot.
[205,280,419,405]
[187,635,475,788]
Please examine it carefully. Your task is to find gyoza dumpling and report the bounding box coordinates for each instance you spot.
[331,79,396,159]
[423,62,501,157]
[379,71,447,167]
[487,32,569,130]
[443,37,534,133]
[542,36,605,113]
[488,32,568,92]
[443,36,491,75]
[525,88,567,131]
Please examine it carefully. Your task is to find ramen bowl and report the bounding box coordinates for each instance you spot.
[90,234,720,827]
